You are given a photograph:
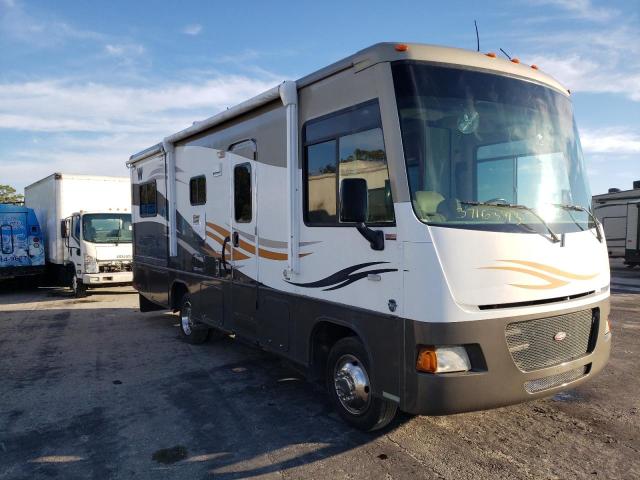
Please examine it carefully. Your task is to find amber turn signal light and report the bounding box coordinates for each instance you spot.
[416,347,438,373]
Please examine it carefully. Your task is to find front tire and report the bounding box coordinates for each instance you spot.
[71,273,87,298]
[326,337,398,431]
[179,294,210,344]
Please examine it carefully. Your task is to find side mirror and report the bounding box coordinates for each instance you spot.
[339,178,384,251]
[340,178,368,223]
[61,220,69,238]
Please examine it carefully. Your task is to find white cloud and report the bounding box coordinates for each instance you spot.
[182,23,202,36]
[532,0,618,22]
[105,43,145,57]
[0,0,104,47]
[528,53,640,101]
[581,129,640,155]
[0,73,282,190]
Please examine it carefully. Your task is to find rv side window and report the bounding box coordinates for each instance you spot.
[189,176,206,205]
[303,100,394,226]
[234,163,252,223]
[139,181,157,217]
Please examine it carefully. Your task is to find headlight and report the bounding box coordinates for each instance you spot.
[416,346,471,373]
[84,255,99,274]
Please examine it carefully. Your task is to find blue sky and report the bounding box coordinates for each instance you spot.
[1,0,638,195]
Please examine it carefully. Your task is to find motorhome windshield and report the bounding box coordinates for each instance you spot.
[392,61,594,234]
[82,214,132,244]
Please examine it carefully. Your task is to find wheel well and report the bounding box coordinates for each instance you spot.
[310,321,358,380]
[170,282,188,311]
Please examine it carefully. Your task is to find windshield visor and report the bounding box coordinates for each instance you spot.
[392,61,594,233]
[82,214,132,244]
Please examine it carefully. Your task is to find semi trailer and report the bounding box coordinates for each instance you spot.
[128,42,611,430]
[25,173,133,296]
[0,204,45,281]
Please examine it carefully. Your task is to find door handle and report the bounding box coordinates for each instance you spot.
[232,231,239,247]
[221,236,230,273]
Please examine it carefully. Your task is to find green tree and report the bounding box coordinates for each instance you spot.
[0,184,24,204]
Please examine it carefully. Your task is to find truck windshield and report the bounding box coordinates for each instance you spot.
[82,214,132,244]
[392,61,594,234]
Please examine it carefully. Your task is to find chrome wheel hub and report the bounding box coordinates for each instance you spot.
[334,354,371,415]
[181,303,193,335]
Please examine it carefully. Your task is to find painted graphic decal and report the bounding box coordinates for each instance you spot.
[480,259,598,290]
[205,221,316,262]
[287,262,398,291]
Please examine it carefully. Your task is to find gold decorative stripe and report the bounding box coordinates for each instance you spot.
[206,222,230,238]
[480,266,569,289]
[496,259,597,280]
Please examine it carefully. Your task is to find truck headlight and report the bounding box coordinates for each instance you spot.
[416,346,471,373]
[84,255,99,274]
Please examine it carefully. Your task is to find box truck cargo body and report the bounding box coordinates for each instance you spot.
[25,173,133,295]
[0,204,45,280]
[129,43,611,430]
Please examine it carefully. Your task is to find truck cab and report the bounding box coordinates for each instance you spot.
[61,210,133,296]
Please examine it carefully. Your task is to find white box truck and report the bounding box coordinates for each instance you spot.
[25,173,133,296]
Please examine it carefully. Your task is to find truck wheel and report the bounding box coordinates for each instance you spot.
[179,295,210,344]
[71,273,88,298]
[326,337,398,431]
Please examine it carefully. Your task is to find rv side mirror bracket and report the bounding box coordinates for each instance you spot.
[355,222,384,251]
[339,178,384,251]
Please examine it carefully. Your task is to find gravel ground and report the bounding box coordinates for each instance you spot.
[0,269,638,479]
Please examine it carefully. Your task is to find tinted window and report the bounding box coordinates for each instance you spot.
[234,163,252,223]
[303,100,394,226]
[190,176,206,205]
[73,215,81,240]
[307,140,337,223]
[139,181,157,217]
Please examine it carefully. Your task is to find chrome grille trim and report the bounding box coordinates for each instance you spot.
[505,309,595,372]
[524,366,587,393]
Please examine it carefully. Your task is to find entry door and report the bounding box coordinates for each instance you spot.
[230,145,259,339]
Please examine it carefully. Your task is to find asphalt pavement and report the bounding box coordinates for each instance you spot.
[0,270,638,479]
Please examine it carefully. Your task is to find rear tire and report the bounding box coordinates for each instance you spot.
[326,337,398,431]
[178,294,210,344]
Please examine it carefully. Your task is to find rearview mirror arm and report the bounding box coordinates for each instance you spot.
[355,222,384,251]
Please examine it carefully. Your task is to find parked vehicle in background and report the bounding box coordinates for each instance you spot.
[593,181,640,267]
[0,204,45,281]
[129,42,611,430]
[24,173,133,296]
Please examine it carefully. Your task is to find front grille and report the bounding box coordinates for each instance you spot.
[505,309,596,372]
[524,366,588,393]
[98,262,132,273]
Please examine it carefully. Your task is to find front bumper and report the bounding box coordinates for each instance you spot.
[401,297,611,415]
[82,271,133,286]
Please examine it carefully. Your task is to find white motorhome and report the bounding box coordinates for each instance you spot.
[25,173,133,296]
[593,182,640,266]
[128,43,611,430]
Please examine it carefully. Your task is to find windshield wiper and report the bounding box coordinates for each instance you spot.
[461,201,561,243]
[553,203,603,243]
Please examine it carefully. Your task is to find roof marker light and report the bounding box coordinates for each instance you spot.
[511,58,520,64]
[531,64,539,70]
[485,52,497,58]
[395,44,409,52]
